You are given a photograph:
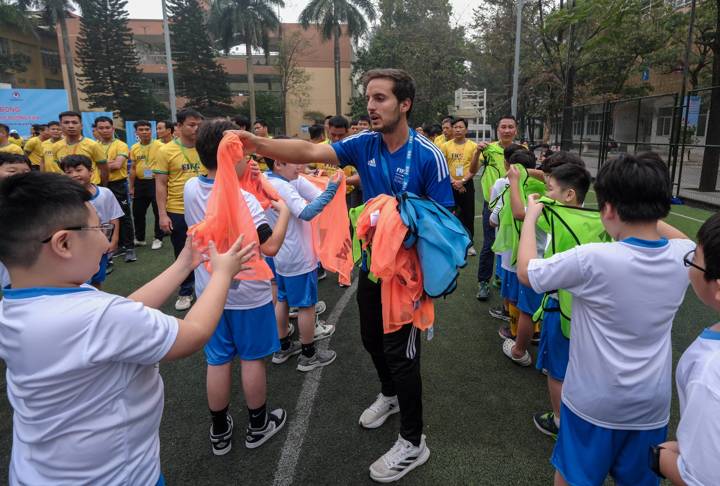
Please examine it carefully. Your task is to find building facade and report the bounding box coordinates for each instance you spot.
[0,23,64,90]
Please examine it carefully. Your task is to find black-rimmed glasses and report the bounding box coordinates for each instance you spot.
[683,249,706,274]
[41,223,115,243]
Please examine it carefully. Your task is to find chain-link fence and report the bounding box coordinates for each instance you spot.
[545,87,720,207]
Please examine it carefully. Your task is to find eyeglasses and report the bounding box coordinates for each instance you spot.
[683,249,706,273]
[41,223,115,243]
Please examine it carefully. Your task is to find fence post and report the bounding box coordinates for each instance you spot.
[675,93,693,198]
[669,92,680,196]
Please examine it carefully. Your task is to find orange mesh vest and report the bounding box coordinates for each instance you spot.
[238,164,280,210]
[187,133,273,281]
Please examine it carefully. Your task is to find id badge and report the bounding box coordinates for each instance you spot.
[455,166,464,178]
[143,169,153,179]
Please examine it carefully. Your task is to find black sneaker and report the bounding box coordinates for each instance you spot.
[489,306,510,322]
[531,331,541,345]
[317,268,327,281]
[245,408,287,449]
[210,414,233,456]
[533,411,559,440]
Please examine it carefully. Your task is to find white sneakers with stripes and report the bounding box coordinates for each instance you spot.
[369,434,430,483]
[359,393,400,429]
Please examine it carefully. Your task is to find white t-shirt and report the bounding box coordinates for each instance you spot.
[0,285,179,485]
[89,185,124,224]
[183,176,273,309]
[675,326,720,486]
[266,174,321,277]
[0,261,9,288]
[528,237,695,429]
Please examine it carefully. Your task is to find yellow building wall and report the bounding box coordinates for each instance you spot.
[0,27,63,89]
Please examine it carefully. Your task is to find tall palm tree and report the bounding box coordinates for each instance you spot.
[208,0,285,123]
[17,0,80,110]
[300,0,376,115]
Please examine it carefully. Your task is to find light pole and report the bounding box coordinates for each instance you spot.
[161,0,177,121]
[511,0,523,117]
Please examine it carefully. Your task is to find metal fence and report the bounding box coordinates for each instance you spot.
[546,86,720,207]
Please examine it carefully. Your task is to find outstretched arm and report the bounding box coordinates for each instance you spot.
[235,131,339,166]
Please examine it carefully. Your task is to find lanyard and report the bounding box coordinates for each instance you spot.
[379,129,414,194]
[102,140,114,158]
[174,139,195,166]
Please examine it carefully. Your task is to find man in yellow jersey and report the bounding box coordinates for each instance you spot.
[23,124,50,171]
[476,114,518,301]
[95,116,136,262]
[129,120,164,251]
[0,124,25,155]
[442,117,480,256]
[154,108,204,311]
[433,116,453,147]
[41,121,63,173]
[156,120,175,143]
[49,111,108,185]
[8,129,24,148]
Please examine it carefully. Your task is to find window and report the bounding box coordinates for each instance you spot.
[41,49,60,72]
[656,107,673,137]
[696,105,709,138]
[586,114,603,136]
[573,118,583,136]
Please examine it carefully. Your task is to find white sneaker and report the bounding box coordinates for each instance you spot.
[359,393,399,429]
[467,246,477,256]
[175,295,193,311]
[151,239,163,250]
[134,239,147,247]
[369,434,430,483]
[314,319,335,341]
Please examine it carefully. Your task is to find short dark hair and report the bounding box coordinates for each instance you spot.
[503,143,525,163]
[362,68,416,117]
[59,111,81,121]
[0,152,31,168]
[177,108,204,124]
[540,151,585,173]
[697,212,720,281]
[93,116,113,127]
[594,152,671,223]
[60,155,93,172]
[328,116,349,130]
[158,120,175,133]
[452,117,467,128]
[133,120,151,130]
[196,119,239,170]
[0,123,9,134]
[47,120,60,128]
[350,119,359,126]
[496,115,517,127]
[324,115,333,122]
[0,172,91,267]
[253,119,269,128]
[309,124,325,140]
[441,116,453,125]
[508,150,536,170]
[232,115,251,130]
[358,114,371,124]
[548,163,591,204]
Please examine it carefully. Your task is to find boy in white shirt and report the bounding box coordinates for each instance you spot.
[61,155,123,289]
[184,119,291,455]
[518,152,693,486]
[653,212,720,486]
[0,171,254,485]
[265,156,340,372]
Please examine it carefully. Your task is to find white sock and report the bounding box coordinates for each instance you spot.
[553,415,560,428]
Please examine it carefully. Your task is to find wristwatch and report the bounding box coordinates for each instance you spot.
[649,445,665,479]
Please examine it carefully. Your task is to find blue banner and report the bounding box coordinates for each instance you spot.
[0,89,68,137]
[82,112,113,139]
[125,120,157,147]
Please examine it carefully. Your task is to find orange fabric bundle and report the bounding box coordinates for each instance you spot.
[300,172,354,286]
[238,163,280,210]
[187,133,273,281]
[356,195,434,334]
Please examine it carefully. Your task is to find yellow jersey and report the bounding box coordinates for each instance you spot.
[41,139,63,173]
[9,136,23,147]
[0,143,25,155]
[153,139,203,213]
[48,137,107,184]
[433,134,447,148]
[100,139,130,182]
[130,140,163,180]
[442,139,479,181]
[23,136,44,166]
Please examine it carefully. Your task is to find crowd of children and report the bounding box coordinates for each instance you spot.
[0,66,719,486]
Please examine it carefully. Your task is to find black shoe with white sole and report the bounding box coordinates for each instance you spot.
[245,408,287,449]
[210,414,234,456]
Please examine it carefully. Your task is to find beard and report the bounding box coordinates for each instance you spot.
[374,111,402,134]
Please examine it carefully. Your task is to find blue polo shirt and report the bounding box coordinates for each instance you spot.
[332,129,454,207]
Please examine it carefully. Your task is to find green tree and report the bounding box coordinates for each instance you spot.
[235,91,282,133]
[300,0,377,115]
[167,0,233,116]
[75,0,166,120]
[208,0,285,123]
[352,0,466,125]
[276,31,311,134]
[18,0,81,109]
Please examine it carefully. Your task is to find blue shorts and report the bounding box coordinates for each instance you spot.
[265,256,277,280]
[535,299,569,381]
[204,302,280,365]
[517,282,544,315]
[552,403,667,486]
[501,269,519,303]
[276,269,318,308]
[89,253,110,285]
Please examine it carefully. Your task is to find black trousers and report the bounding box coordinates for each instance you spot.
[477,202,496,283]
[357,270,423,445]
[132,179,163,242]
[168,211,194,296]
[452,179,475,244]
[107,179,135,250]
